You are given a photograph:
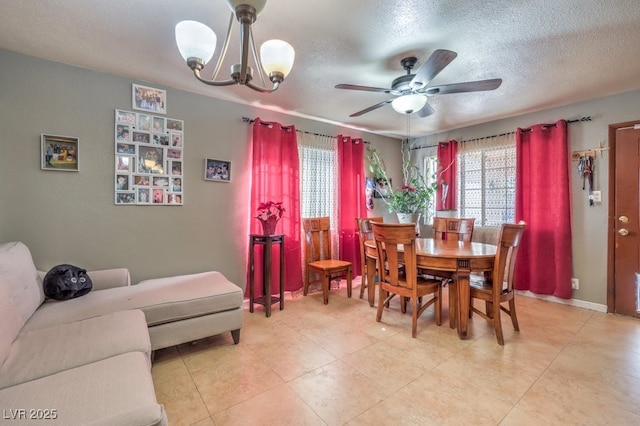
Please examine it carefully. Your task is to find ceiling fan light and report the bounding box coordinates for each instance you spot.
[392,94,428,114]
[175,20,217,64]
[260,39,295,78]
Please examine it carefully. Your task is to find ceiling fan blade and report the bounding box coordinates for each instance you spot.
[417,103,435,118]
[350,99,394,117]
[410,49,458,90]
[424,78,502,95]
[335,83,393,94]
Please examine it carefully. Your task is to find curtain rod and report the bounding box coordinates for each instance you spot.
[241,117,370,144]
[410,116,592,151]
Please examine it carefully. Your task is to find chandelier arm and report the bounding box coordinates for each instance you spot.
[245,80,279,93]
[193,68,237,87]
[211,12,235,81]
[249,26,268,88]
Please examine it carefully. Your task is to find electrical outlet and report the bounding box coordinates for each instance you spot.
[592,191,602,203]
[571,278,579,289]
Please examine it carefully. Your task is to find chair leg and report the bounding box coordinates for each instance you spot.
[435,285,442,326]
[493,302,504,346]
[411,297,419,338]
[359,268,366,299]
[376,287,386,322]
[322,273,330,305]
[401,296,407,313]
[346,267,352,298]
[509,299,520,331]
[304,269,310,296]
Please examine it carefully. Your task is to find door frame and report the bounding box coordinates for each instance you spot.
[607,120,640,313]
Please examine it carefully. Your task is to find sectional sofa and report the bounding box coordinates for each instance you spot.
[0,241,244,425]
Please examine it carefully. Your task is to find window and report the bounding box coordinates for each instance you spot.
[298,133,339,253]
[457,139,516,226]
[423,156,438,224]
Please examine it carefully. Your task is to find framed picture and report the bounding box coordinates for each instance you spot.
[132,84,166,114]
[374,177,392,198]
[114,109,183,206]
[204,158,231,182]
[41,134,79,172]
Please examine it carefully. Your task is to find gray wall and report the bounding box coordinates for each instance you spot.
[410,89,640,306]
[0,49,400,287]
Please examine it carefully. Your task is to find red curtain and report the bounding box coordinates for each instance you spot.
[436,140,458,211]
[515,120,572,299]
[248,118,303,296]
[337,135,366,274]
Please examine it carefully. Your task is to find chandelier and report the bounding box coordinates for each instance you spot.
[175,0,295,93]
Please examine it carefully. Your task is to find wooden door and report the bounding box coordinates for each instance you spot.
[610,122,640,317]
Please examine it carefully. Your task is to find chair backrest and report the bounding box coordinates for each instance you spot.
[433,217,475,242]
[356,217,383,246]
[356,217,383,269]
[371,222,418,291]
[493,222,526,295]
[302,217,333,263]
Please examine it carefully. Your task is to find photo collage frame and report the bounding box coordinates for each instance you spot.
[114,109,184,205]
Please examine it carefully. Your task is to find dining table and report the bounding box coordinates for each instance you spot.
[364,237,497,339]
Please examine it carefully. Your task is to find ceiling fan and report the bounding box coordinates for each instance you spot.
[335,49,502,117]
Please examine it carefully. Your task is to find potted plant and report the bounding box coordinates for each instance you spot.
[367,145,437,224]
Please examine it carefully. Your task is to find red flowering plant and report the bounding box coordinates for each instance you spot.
[256,201,285,234]
[256,201,285,220]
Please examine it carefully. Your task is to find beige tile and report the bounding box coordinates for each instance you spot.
[515,369,640,424]
[146,286,640,425]
[212,383,325,425]
[367,367,512,425]
[288,360,390,425]
[342,341,437,392]
[161,396,210,426]
[190,348,284,415]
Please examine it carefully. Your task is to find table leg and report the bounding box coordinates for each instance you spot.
[249,239,255,313]
[366,255,376,307]
[456,259,471,339]
[264,237,272,317]
[279,236,285,311]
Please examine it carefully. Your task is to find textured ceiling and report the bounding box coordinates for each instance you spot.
[2,0,640,138]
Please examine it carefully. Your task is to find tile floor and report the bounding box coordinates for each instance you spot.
[151,279,640,425]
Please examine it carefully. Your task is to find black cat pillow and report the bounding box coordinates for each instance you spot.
[43,264,93,300]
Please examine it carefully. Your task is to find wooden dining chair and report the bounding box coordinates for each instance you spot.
[302,217,353,304]
[425,217,476,327]
[432,217,475,241]
[355,216,383,300]
[372,222,442,338]
[469,222,526,345]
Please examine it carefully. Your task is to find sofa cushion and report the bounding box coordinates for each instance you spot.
[0,242,44,326]
[0,310,151,390]
[0,352,166,426]
[23,271,243,332]
[0,278,24,367]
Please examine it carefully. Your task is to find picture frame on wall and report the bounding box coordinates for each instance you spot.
[374,177,392,198]
[114,109,183,206]
[204,158,231,182]
[132,84,166,114]
[41,134,79,172]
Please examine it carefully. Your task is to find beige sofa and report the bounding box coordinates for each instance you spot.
[0,241,244,425]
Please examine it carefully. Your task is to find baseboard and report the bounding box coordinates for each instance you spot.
[516,290,607,313]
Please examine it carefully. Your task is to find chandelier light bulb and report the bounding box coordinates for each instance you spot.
[260,39,295,78]
[175,20,217,64]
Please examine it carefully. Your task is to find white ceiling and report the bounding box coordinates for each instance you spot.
[2,0,640,139]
